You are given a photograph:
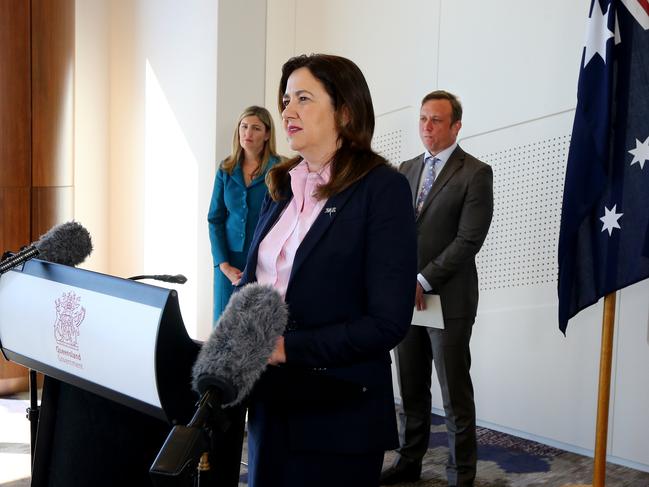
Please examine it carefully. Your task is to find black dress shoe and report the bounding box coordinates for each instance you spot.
[379,458,422,485]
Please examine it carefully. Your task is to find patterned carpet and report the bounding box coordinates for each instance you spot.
[2,396,649,486]
[236,413,649,487]
[377,414,649,487]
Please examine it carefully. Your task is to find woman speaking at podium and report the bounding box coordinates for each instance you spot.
[238,54,417,487]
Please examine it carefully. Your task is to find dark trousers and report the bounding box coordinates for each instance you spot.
[394,319,476,487]
[247,400,384,487]
[210,402,247,487]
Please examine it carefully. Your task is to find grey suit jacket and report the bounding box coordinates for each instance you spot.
[400,145,493,320]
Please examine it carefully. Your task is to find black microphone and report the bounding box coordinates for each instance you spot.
[0,221,93,275]
[191,282,288,407]
[129,274,187,284]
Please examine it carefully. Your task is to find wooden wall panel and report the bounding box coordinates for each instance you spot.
[0,0,31,188]
[0,189,30,252]
[1,0,75,395]
[31,0,75,189]
[0,361,29,396]
[31,187,74,238]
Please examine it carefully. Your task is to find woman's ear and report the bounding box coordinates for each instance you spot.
[338,105,351,128]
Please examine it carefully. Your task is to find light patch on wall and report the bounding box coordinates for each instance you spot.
[59,60,75,185]
[144,60,198,337]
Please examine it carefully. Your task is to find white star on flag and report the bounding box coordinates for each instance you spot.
[629,136,649,169]
[600,205,623,236]
[584,1,615,67]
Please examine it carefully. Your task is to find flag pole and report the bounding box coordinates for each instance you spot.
[561,291,617,487]
[592,291,616,487]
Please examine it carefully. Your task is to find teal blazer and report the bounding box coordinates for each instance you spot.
[208,156,279,266]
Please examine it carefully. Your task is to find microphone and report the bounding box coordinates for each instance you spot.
[150,283,287,483]
[129,274,187,284]
[191,282,288,407]
[0,221,93,275]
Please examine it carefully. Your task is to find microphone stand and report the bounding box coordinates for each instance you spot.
[128,274,187,284]
[27,370,39,465]
[150,389,230,487]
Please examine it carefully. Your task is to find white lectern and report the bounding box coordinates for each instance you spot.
[0,259,201,487]
[0,258,199,423]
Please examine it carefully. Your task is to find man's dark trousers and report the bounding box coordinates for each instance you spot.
[394,318,476,486]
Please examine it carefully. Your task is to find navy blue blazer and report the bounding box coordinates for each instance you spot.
[239,162,417,454]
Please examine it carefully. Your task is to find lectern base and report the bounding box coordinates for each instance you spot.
[32,377,170,487]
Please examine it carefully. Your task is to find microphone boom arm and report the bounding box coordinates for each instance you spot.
[0,246,40,275]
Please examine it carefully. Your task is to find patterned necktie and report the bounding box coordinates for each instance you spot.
[415,156,438,217]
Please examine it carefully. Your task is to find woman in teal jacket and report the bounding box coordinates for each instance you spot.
[208,106,282,322]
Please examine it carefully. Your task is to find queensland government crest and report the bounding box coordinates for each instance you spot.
[54,291,85,350]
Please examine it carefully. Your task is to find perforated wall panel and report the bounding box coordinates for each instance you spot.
[373,129,403,166]
[476,135,571,290]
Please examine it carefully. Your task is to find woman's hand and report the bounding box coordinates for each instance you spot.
[219,262,243,285]
[268,336,286,365]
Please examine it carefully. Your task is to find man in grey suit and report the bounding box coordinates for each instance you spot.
[380,90,493,487]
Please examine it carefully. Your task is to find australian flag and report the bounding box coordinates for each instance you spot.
[558,0,649,334]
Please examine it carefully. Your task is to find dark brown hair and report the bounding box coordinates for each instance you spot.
[221,105,279,177]
[266,54,385,201]
[421,90,463,124]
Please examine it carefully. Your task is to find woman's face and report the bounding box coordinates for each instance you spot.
[239,115,269,158]
[281,67,339,165]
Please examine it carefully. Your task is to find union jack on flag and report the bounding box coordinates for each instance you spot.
[558,0,649,333]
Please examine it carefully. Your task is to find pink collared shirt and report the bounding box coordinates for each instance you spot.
[256,160,331,299]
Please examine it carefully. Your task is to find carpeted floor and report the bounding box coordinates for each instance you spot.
[374,414,649,487]
[235,413,649,487]
[0,395,31,487]
[2,396,649,487]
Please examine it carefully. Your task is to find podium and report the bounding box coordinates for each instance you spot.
[0,259,200,486]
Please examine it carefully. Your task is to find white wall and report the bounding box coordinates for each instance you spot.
[75,0,110,272]
[265,0,649,472]
[265,0,438,156]
[107,0,220,338]
[76,0,266,339]
[216,1,268,167]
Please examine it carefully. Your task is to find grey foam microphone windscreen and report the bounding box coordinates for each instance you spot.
[0,221,93,275]
[191,283,288,406]
[34,221,93,266]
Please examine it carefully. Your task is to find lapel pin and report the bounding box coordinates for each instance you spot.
[324,207,337,217]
